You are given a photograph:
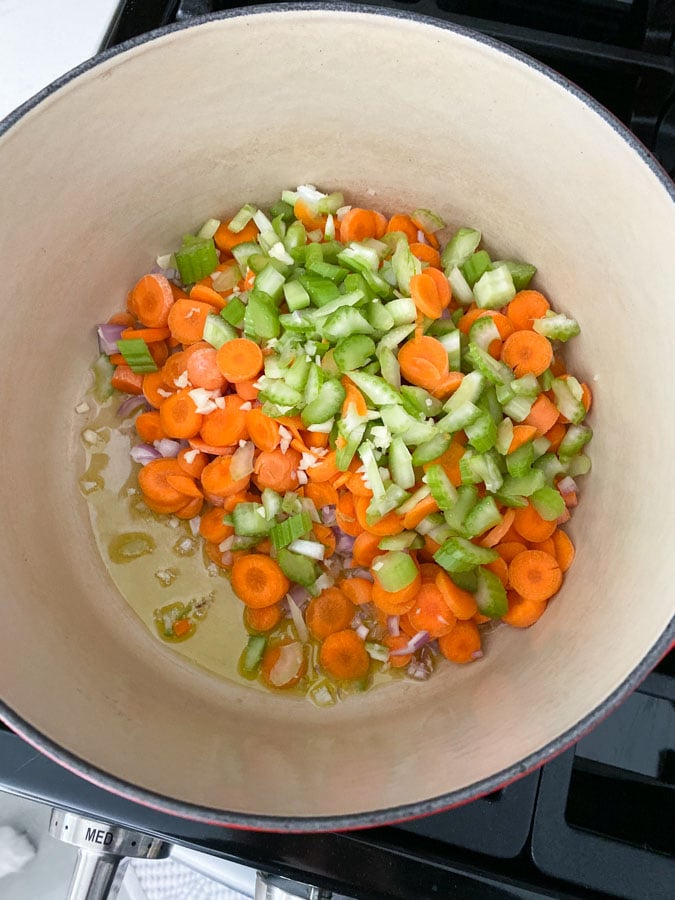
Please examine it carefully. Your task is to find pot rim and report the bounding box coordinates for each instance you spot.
[1,2,673,832]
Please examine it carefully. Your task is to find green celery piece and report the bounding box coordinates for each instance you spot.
[469,316,501,352]
[283,280,311,311]
[367,483,409,521]
[277,548,320,587]
[333,334,376,372]
[440,227,481,270]
[321,307,374,341]
[400,385,443,418]
[564,453,592,477]
[391,237,421,293]
[284,220,307,251]
[378,532,425,551]
[464,410,497,453]
[115,339,158,374]
[268,199,295,223]
[475,567,508,617]
[461,250,491,287]
[463,497,502,537]
[241,635,266,673]
[444,484,478,533]
[423,464,458,511]
[411,208,445,232]
[380,405,437,444]
[298,273,341,307]
[258,378,303,408]
[411,433,452,466]
[473,264,516,309]
[336,422,366,471]
[175,236,218,284]
[346,370,401,406]
[307,259,348,283]
[530,487,566,521]
[495,417,514,455]
[466,342,513,387]
[203,313,237,350]
[501,469,546,498]
[371,551,418,591]
[285,354,311,392]
[244,292,280,340]
[228,203,257,233]
[450,569,478,592]
[92,354,115,401]
[389,436,416,490]
[533,312,580,342]
[270,512,313,550]
[506,441,535,477]
[558,424,593,460]
[495,260,537,291]
[221,297,246,327]
[232,503,272,537]
[551,378,586,425]
[434,537,498,572]
[301,378,345,426]
[261,489,282,519]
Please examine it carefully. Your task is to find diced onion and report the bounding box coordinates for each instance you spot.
[287,594,309,643]
[154,438,182,458]
[269,642,304,687]
[287,539,325,560]
[230,441,255,480]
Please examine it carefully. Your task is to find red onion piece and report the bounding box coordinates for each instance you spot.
[204,491,225,507]
[321,505,337,526]
[97,324,125,355]
[349,567,374,582]
[471,650,484,660]
[390,630,431,656]
[220,550,233,567]
[289,584,310,608]
[117,395,149,418]
[130,443,161,465]
[154,438,182,458]
[387,615,400,637]
[188,516,201,537]
[356,624,370,640]
[407,660,432,681]
[557,476,578,496]
[333,528,356,556]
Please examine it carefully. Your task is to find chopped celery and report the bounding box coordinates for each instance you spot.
[512,374,540,397]
[258,378,303,408]
[268,199,295,223]
[283,280,311,311]
[232,503,272,537]
[284,221,307,251]
[495,260,537,291]
[377,323,417,351]
[221,296,246,327]
[261,489,282,519]
[473,264,516,309]
[411,208,446,232]
[322,307,374,341]
[244,292,280,340]
[198,217,221,240]
[463,497,502,537]
[317,192,345,214]
[461,449,503,493]
[358,441,386,501]
[423,464,458,511]
[500,469,546,498]
[495,417,514,455]
[301,378,345,426]
[371,551,418,591]
[92,353,115,401]
[533,311,580,341]
[337,242,381,274]
[533,452,565,485]
[389,436,416,490]
[242,635,266,673]
[464,410,498,453]
[441,227,481,270]
[364,300,395,334]
[307,259,348,283]
[391,237,422,293]
[228,203,257,233]
[444,484,478,533]
[558,424,593,460]
[435,400,482,434]
[475,567,508,617]
[505,441,535,478]
[439,331,463,371]
[400,386,443,418]
[530,487,566,521]
[461,250,492,287]
[380,405,437,444]
[365,642,389,662]
[175,236,218,284]
[346,370,401,407]
[270,512,313,550]
[203,313,237,350]
[336,422,366,471]
[384,297,418,326]
[231,241,259,270]
[450,569,478,593]
[466,343,513,387]
[469,316,501,352]
[116,339,158,374]
[298,273,340,307]
[378,532,424,551]
[447,266,474,306]
[334,334,376,372]
[378,347,401,389]
[551,378,586,425]
[411,433,452,466]
[443,370,485,413]
[254,263,286,302]
[303,363,323,405]
[564,452,592,477]
[285,355,311,392]
[367,483,408,520]
[277,548,320,587]
[434,537,499,572]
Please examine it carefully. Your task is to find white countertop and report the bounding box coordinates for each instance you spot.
[0,0,121,120]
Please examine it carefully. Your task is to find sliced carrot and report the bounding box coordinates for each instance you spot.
[530,536,556,556]
[495,540,528,563]
[457,307,483,335]
[580,382,593,412]
[188,437,235,456]
[189,283,228,310]
[355,496,404,537]
[108,311,136,327]
[351,531,382,568]
[335,491,363,538]
[484,555,509,587]
[111,365,144,395]
[479,508,516,548]
[201,455,251,499]
[138,458,185,507]
[339,208,378,242]
[508,550,562,602]
[234,379,260,401]
[312,522,336,558]
[306,587,354,640]
[410,243,442,269]
[410,272,443,319]
[386,214,418,243]
[513,502,557,543]
[398,335,448,391]
[186,347,228,391]
[130,274,175,328]
[371,573,421,615]
[199,506,233,543]
[200,395,249,447]
[231,553,290,608]
[319,629,370,681]
[552,529,575,572]
[338,577,373,606]
[166,473,203,499]
[159,388,203,439]
[438,620,481,664]
[508,425,538,454]
[253,448,300,493]
[214,218,258,252]
[407,582,456,638]
[120,326,170,343]
[148,341,169,369]
[216,338,263,382]
[424,440,465,487]
[306,451,339,483]
[383,633,413,668]
[177,447,208,478]
[524,394,560,436]
[402,494,440,530]
[304,481,339,511]
[161,350,189,388]
[422,265,452,306]
[502,591,547,628]
[167,299,216,345]
[246,408,280,452]
[342,381,368,417]
[135,411,166,443]
[506,290,550,331]
[544,421,566,453]
[435,570,478,620]
[244,604,283,633]
[293,198,326,232]
[501,330,553,378]
[346,470,372,497]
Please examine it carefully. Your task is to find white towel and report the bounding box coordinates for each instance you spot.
[130,857,248,900]
[0,825,35,879]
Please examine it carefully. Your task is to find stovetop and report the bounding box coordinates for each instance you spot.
[2,2,674,898]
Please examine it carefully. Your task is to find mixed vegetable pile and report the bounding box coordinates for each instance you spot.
[93,184,592,696]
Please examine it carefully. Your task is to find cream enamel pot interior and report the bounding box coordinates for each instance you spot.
[0,5,673,830]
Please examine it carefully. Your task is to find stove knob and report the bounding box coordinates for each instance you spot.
[49,809,170,900]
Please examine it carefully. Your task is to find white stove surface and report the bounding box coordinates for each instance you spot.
[0,0,121,120]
